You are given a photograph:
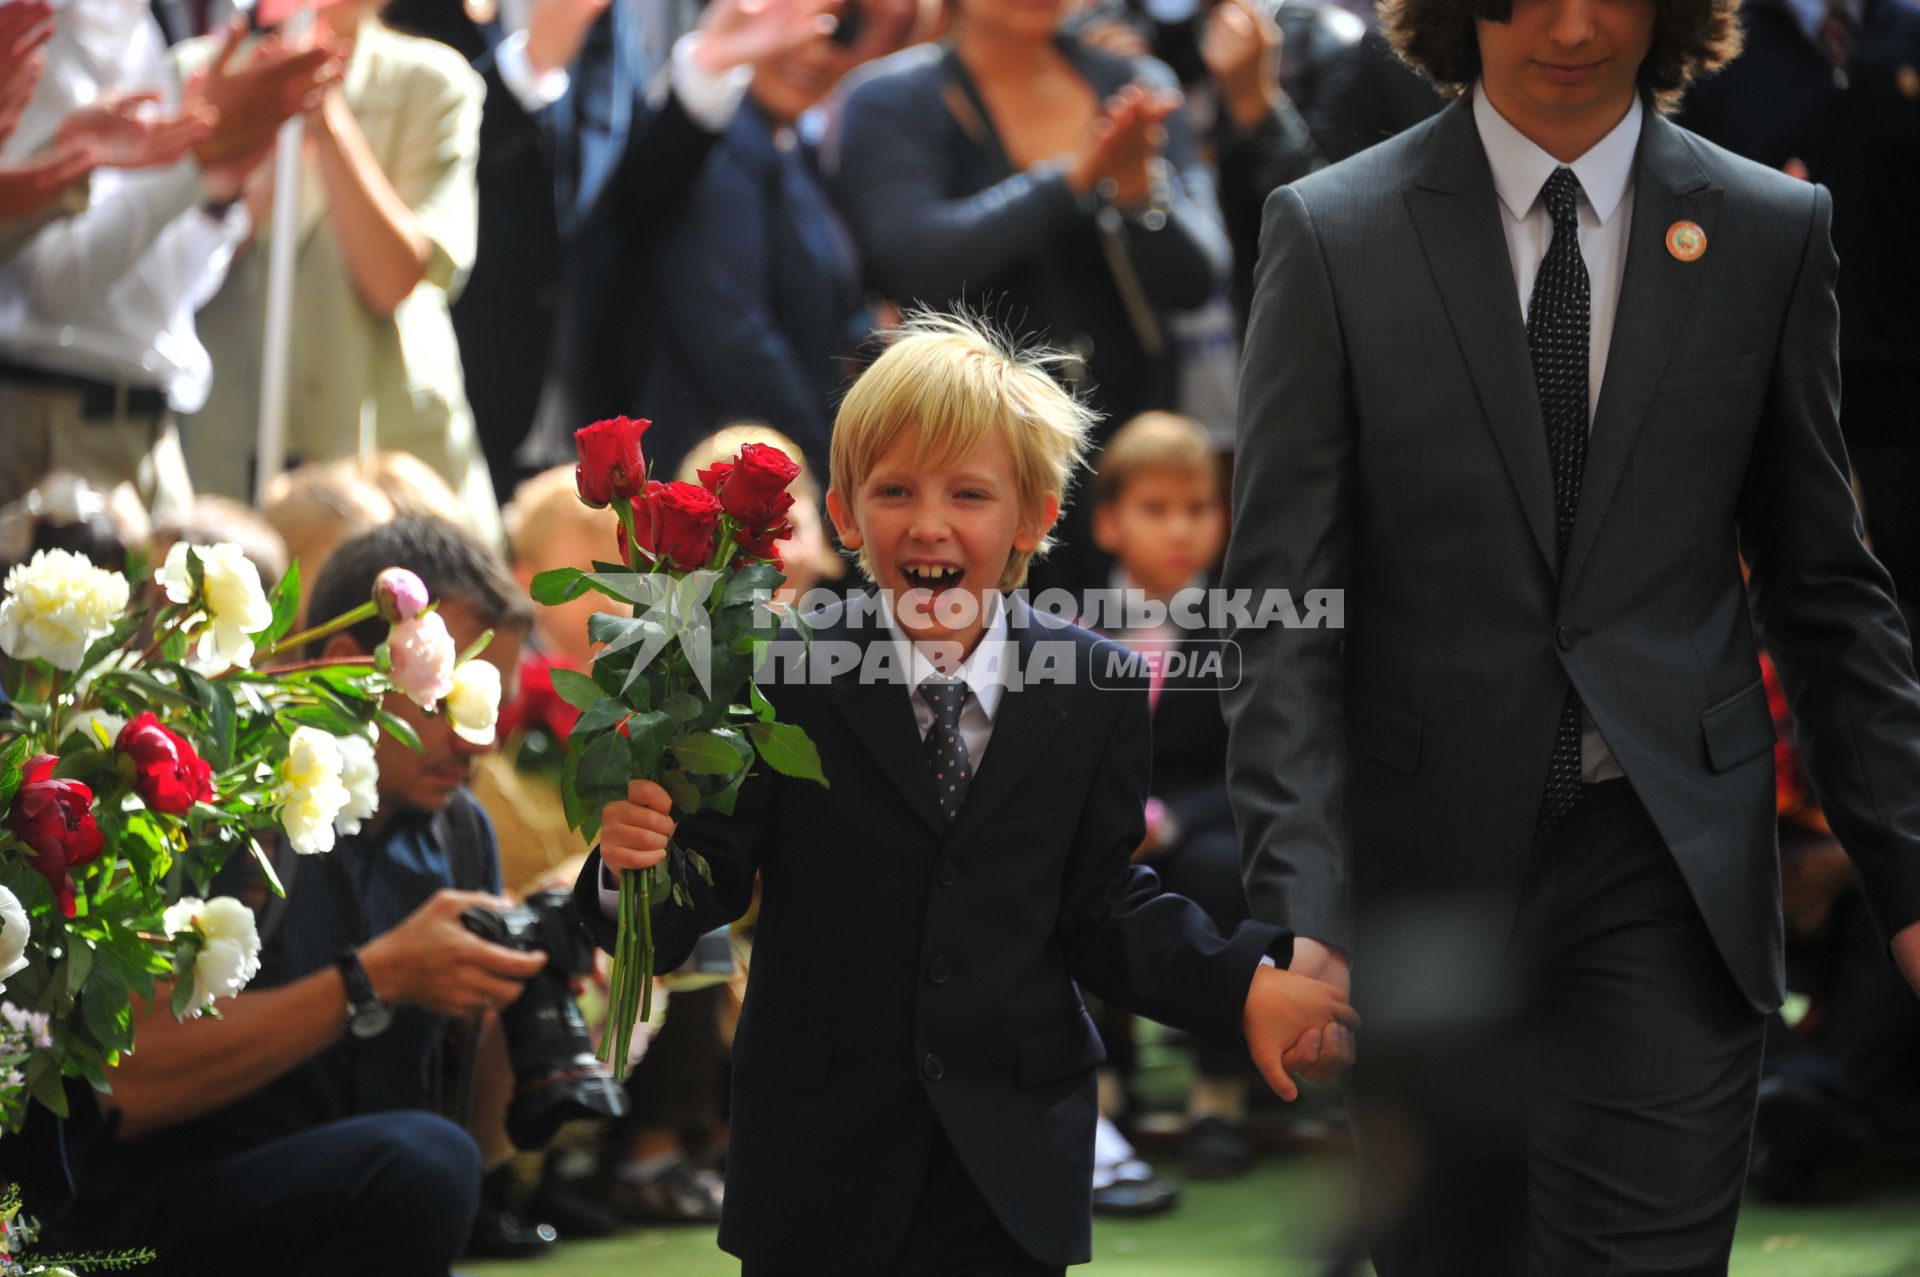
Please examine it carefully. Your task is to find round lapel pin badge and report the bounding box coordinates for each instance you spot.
[1666,220,1707,263]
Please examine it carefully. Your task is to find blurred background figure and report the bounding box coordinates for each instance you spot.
[178,0,505,549]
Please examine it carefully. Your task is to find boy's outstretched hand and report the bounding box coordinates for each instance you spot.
[600,779,678,873]
[1243,964,1361,1101]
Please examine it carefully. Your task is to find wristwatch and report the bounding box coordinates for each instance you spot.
[335,946,393,1039]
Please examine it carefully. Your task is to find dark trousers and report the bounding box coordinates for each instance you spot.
[65,1112,482,1277]
[742,1125,1062,1277]
[1356,782,1766,1277]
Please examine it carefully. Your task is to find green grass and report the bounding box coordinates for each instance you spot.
[463,1153,1920,1277]
[466,1035,1920,1276]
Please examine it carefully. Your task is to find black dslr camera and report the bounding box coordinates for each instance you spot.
[461,890,629,1148]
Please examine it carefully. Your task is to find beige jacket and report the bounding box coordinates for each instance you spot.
[181,19,502,546]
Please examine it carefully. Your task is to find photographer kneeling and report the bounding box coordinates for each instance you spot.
[44,517,584,1276]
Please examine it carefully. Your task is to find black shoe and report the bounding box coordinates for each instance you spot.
[531,1175,617,1239]
[1184,1115,1253,1181]
[464,1206,559,1259]
[1749,1075,1867,1202]
[1091,1159,1180,1217]
[610,1158,725,1224]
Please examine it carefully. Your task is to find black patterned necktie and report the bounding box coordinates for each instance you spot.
[1530,166,1590,840]
[920,677,973,822]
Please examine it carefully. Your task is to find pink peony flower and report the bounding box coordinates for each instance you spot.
[386,611,456,710]
[373,567,430,624]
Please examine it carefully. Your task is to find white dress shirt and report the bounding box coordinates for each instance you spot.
[0,0,249,413]
[601,598,1013,918]
[1472,81,1640,783]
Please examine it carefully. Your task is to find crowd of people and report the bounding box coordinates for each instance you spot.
[0,0,1917,1269]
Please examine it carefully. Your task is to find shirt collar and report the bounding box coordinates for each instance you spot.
[881,592,1013,724]
[1472,81,1642,227]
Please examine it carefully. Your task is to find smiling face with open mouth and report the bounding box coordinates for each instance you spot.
[828,432,1058,662]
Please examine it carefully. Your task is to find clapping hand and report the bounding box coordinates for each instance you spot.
[1201,0,1281,130]
[1068,82,1180,207]
[185,20,345,200]
[689,0,842,75]
[524,0,611,78]
[54,93,215,171]
[0,0,54,151]
[1242,961,1360,1101]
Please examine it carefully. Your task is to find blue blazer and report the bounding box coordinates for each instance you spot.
[642,101,862,480]
[574,593,1287,1269]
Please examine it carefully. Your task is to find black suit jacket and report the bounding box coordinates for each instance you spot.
[574,594,1285,1268]
[1224,96,1920,1013]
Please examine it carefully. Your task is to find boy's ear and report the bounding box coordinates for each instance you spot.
[1013,493,1062,555]
[825,488,863,550]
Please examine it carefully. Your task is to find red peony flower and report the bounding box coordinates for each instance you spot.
[716,443,799,530]
[7,754,105,918]
[574,417,651,508]
[647,481,724,571]
[116,712,216,816]
[497,653,583,744]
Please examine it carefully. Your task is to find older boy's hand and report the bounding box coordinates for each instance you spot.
[601,778,677,873]
[1243,964,1360,1101]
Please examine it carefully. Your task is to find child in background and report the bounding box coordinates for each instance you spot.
[577,314,1356,1275]
[260,460,399,623]
[676,420,843,605]
[1092,411,1262,1179]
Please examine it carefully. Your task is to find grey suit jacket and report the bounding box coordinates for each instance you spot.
[1223,94,1920,1011]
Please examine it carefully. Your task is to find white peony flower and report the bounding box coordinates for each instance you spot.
[387,611,457,710]
[0,886,29,994]
[333,731,381,836]
[162,895,262,1015]
[276,726,351,855]
[446,659,502,746]
[66,707,128,750]
[157,541,274,673]
[0,548,130,671]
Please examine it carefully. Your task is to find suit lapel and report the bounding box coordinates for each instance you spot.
[1561,112,1720,594]
[1405,100,1560,578]
[946,598,1067,850]
[827,602,948,840]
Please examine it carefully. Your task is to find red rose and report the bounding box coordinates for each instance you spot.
[7,754,105,918]
[647,481,724,570]
[733,521,791,569]
[617,484,663,564]
[716,443,799,530]
[696,461,732,494]
[574,416,651,508]
[116,712,216,816]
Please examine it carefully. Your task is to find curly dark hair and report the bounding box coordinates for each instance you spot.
[1378,0,1743,113]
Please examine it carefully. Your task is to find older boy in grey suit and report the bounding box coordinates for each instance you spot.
[1224,0,1920,1269]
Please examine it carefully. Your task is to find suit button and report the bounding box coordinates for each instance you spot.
[1555,625,1577,652]
[922,1052,945,1081]
[936,859,958,886]
[927,957,951,985]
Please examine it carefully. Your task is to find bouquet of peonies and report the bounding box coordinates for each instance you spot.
[539,417,827,1076]
[0,544,500,1131]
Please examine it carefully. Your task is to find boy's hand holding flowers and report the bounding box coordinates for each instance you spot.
[1242,964,1361,1101]
[600,779,678,875]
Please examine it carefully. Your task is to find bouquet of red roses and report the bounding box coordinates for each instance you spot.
[537,417,827,1075]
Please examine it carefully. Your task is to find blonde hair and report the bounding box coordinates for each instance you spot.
[829,311,1097,590]
[1095,411,1222,506]
[676,421,822,505]
[261,459,396,584]
[360,450,463,521]
[502,465,617,567]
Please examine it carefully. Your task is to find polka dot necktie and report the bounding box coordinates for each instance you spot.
[920,677,973,822]
[1530,166,1590,841]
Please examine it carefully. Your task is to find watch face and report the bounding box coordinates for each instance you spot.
[350,1001,394,1039]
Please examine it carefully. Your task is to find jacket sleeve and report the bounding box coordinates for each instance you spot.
[1214,95,1324,327]
[826,73,1083,303]
[1219,185,1355,952]
[571,765,773,969]
[650,146,833,461]
[1060,667,1288,1055]
[1737,184,1920,946]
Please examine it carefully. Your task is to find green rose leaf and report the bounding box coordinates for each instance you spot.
[529,566,593,606]
[746,721,828,786]
[575,729,632,808]
[669,732,741,775]
[549,668,605,713]
[659,768,701,815]
[569,696,631,744]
